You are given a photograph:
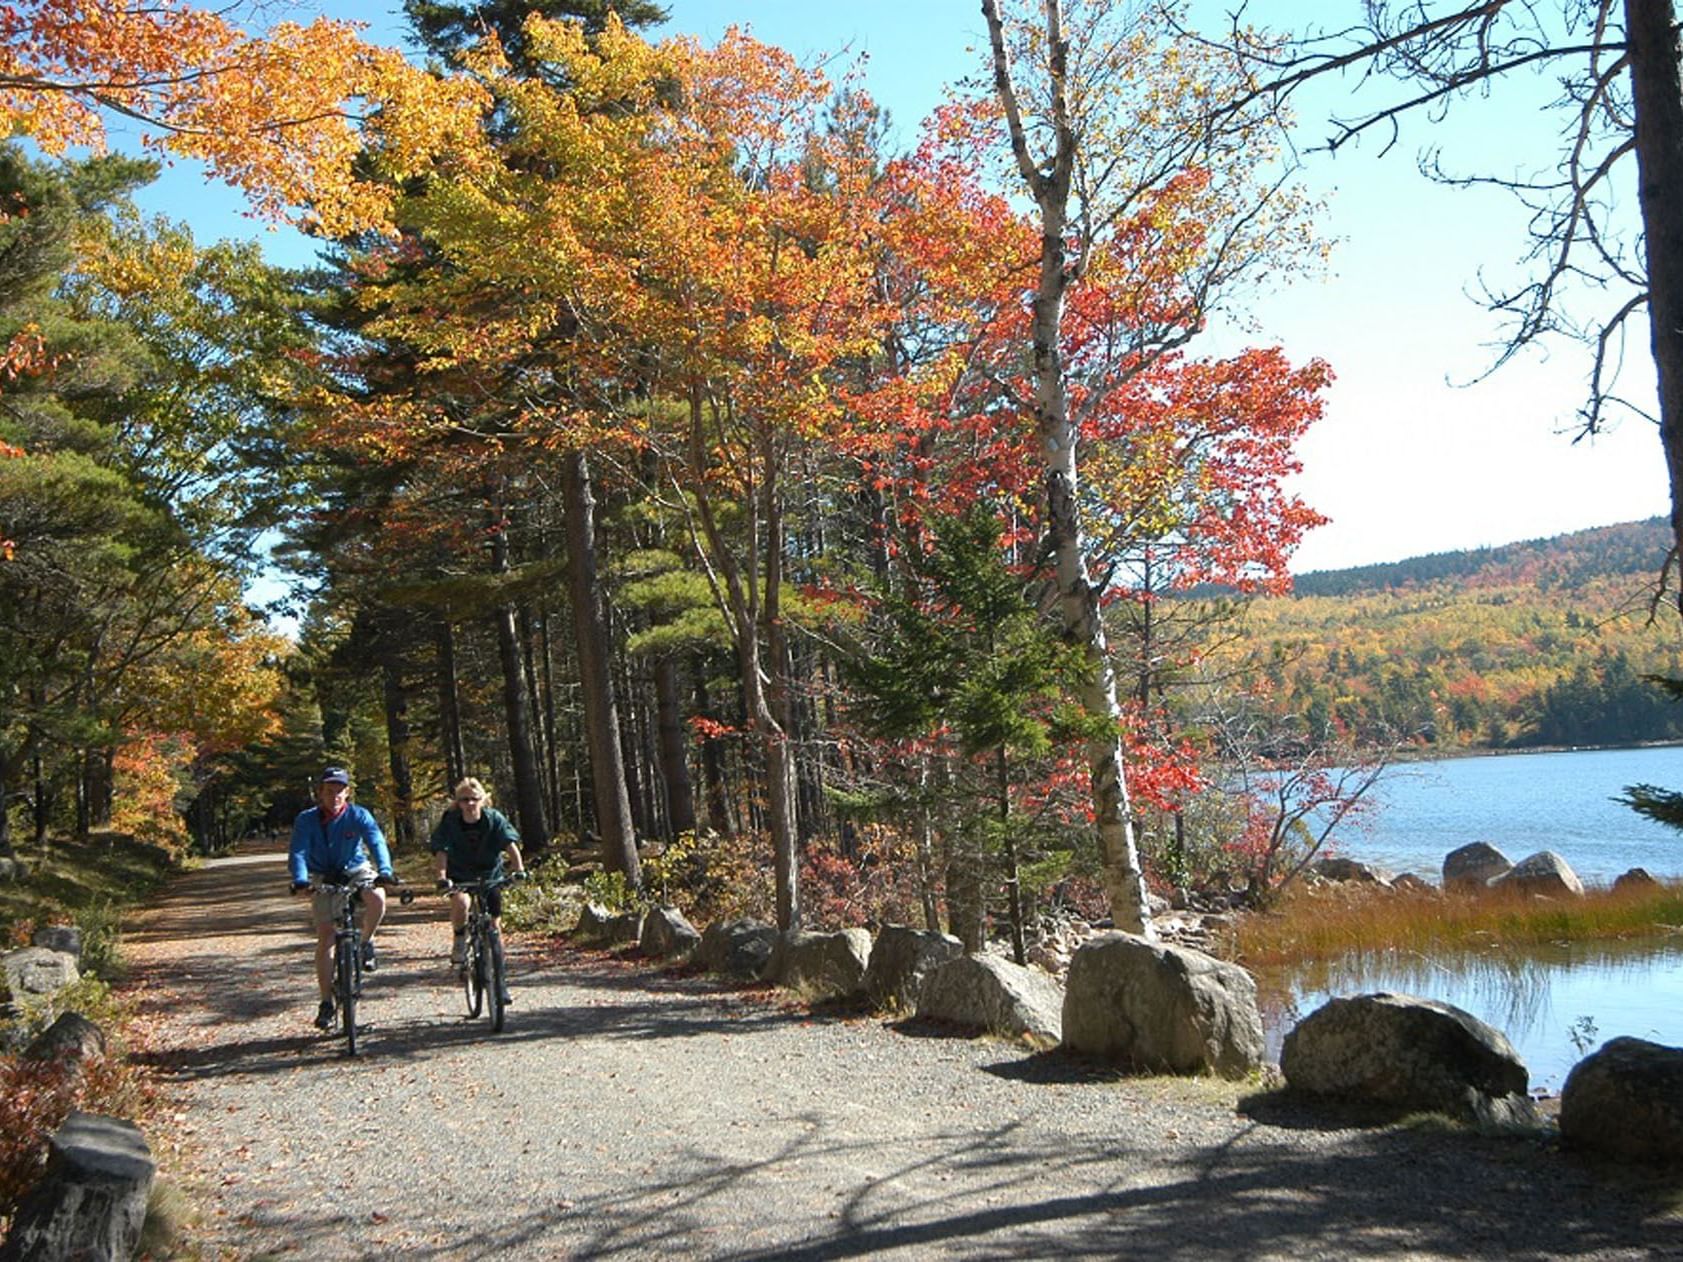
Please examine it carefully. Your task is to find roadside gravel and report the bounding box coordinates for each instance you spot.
[119,843,1683,1260]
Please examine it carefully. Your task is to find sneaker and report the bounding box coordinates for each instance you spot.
[361,938,377,972]
[498,988,513,1006]
[450,932,466,967]
[314,998,335,1030]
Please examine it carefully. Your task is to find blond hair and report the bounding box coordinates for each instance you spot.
[453,777,490,803]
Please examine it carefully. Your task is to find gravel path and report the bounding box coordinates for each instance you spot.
[120,842,1683,1260]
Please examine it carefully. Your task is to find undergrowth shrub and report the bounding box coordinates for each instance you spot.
[800,830,925,931]
[501,877,587,935]
[1,978,122,1055]
[0,1052,152,1220]
[643,830,772,925]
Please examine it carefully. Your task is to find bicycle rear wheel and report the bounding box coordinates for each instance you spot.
[463,928,485,1018]
[487,934,506,1033]
[337,935,360,1056]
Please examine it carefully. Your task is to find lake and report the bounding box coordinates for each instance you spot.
[1335,744,1683,882]
[1259,744,1683,1092]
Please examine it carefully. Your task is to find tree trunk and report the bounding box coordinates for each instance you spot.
[653,655,697,837]
[519,604,555,827]
[688,393,799,929]
[490,527,550,848]
[381,652,416,852]
[539,605,563,831]
[435,619,466,791]
[984,0,1153,936]
[84,748,113,830]
[1626,0,1683,589]
[694,670,736,837]
[0,744,12,855]
[562,449,641,886]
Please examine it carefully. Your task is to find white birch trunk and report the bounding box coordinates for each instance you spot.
[984,0,1153,935]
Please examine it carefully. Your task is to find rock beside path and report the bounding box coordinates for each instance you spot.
[774,929,871,1000]
[917,953,1063,1046]
[3,946,78,998]
[1060,933,1263,1078]
[864,925,962,1012]
[0,1112,154,1262]
[1282,992,1539,1131]
[698,917,777,981]
[1560,1037,1683,1162]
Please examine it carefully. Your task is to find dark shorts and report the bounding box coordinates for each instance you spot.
[449,873,503,918]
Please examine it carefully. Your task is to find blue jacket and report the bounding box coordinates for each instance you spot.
[288,804,393,884]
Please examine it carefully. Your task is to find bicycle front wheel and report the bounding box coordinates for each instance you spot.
[487,935,506,1033]
[337,936,360,1057]
[463,931,485,1018]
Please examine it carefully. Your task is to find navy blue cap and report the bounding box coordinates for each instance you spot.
[320,766,351,785]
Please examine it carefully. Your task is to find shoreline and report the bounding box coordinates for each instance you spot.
[1385,737,1683,765]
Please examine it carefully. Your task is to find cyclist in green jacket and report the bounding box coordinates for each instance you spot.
[431,777,525,1004]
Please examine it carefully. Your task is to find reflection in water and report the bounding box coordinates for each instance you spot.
[1256,935,1683,1092]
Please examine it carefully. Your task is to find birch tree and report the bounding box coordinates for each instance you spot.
[979,0,1318,932]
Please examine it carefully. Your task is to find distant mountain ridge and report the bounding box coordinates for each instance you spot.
[1290,517,1670,598]
[1218,516,1683,752]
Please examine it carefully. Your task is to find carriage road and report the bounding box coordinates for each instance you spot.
[119,841,1682,1260]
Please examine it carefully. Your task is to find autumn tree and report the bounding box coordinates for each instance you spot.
[0,0,487,236]
[978,0,1321,933]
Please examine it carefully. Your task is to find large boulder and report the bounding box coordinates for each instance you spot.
[917,954,1064,1047]
[0,1112,155,1262]
[1312,857,1393,886]
[1560,1037,1683,1162]
[774,929,872,1001]
[1060,933,1263,1078]
[572,902,616,943]
[1281,992,1538,1130]
[640,906,702,962]
[863,925,963,1012]
[606,910,647,946]
[31,926,82,961]
[24,1013,106,1065]
[1491,850,1584,899]
[1442,842,1511,892]
[2,947,79,999]
[698,918,778,982]
[1613,867,1662,894]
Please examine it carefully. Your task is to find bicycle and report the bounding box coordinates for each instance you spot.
[312,873,403,1056]
[441,874,518,1033]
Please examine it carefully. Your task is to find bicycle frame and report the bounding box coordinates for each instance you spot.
[313,878,366,1056]
[447,878,508,1033]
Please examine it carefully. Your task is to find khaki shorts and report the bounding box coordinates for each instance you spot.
[308,865,376,929]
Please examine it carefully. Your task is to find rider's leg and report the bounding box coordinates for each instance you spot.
[360,884,388,940]
[314,922,335,1000]
[448,889,469,964]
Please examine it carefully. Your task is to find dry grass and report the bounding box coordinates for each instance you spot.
[1229,879,1683,969]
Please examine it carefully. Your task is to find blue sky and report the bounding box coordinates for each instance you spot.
[125,0,1670,575]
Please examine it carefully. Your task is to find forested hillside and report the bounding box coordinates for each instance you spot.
[1222,518,1683,751]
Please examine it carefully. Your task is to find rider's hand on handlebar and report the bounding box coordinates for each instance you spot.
[374,873,399,889]
[511,870,529,883]
[436,877,453,893]
[290,880,310,895]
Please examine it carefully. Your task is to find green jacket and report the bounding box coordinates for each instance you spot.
[429,806,520,879]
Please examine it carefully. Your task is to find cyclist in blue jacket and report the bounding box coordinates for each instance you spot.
[288,766,395,1030]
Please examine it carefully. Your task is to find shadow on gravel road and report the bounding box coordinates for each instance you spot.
[208,1113,1683,1260]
